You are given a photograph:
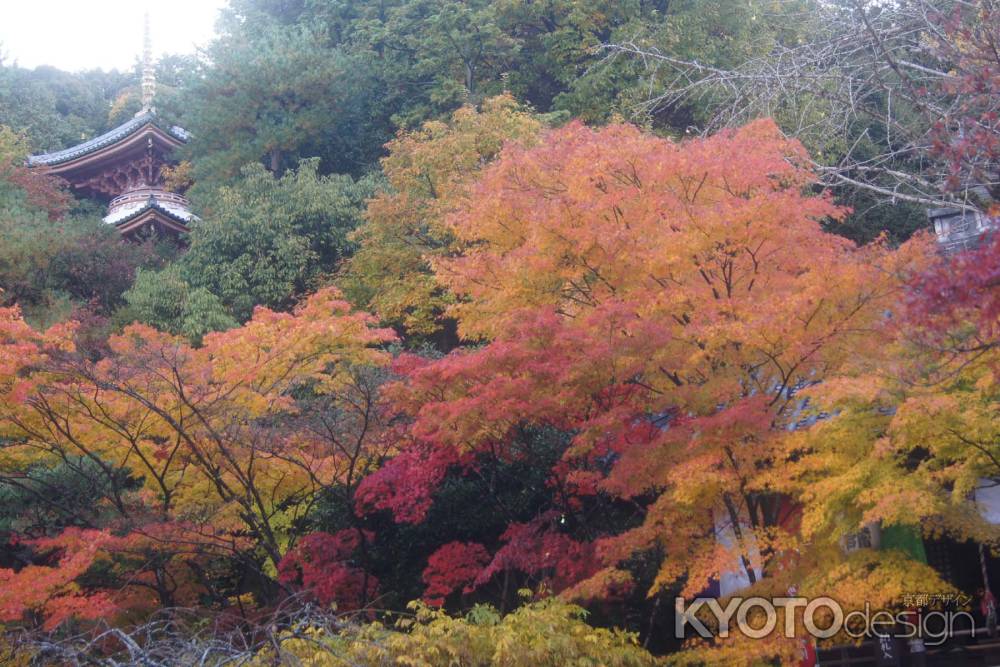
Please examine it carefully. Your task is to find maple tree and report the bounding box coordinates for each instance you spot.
[0,127,70,222]
[0,287,395,627]
[420,540,491,607]
[785,230,1000,553]
[277,529,378,610]
[340,95,544,339]
[10,2,1000,659]
[351,117,943,658]
[0,110,968,662]
[0,529,115,631]
[908,230,1000,350]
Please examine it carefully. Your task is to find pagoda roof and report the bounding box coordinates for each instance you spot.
[27,111,189,168]
[105,194,196,237]
[105,196,193,226]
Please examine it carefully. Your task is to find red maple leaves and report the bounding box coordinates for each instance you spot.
[421,541,491,606]
[277,529,378,611]
[355,439,467,524]
[906,231,1000,347]
[477,513,599,595]
[929,3,1000,196]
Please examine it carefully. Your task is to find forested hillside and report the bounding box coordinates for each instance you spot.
[1,1,999,665]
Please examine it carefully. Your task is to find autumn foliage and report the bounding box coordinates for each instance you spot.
[340,96,543,338]
[930,2,1000,199]
[277,529,378,610]
[2,108,986,665]
[378,119,933,615]
[0,287,395,624]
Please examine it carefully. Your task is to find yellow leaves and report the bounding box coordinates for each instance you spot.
[341,95,544,336]
[779,225,1000,559]
[196,288,392,409]
[160,161,194,193]
[0,287,394,570]
[380,129,936,638]
[858,485,945,528]
[0,635,32,667]
[804,549,953,613]
[802,375,888,407]
[249,597,657,666]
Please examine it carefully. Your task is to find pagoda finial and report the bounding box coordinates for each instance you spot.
[138,11,156,115]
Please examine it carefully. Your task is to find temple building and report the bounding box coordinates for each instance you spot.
[929,200,997,254]
[26,18,194,238]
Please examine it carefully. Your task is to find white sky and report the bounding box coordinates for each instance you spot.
[0,1,228,72]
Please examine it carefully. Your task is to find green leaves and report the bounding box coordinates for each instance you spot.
[124,159,378,338]
[185,17,389,187]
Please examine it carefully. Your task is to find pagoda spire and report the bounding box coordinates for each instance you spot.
[138,11,156,115]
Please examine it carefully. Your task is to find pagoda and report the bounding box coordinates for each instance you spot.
[27,17,194,238]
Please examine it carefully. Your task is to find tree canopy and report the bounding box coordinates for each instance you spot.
[2,1,999,664]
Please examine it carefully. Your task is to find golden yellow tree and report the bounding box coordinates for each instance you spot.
[340,95,544,338]
[0,288,395,623]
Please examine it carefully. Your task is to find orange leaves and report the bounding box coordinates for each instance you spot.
[427,117,916,439]
[103,287,393,413]
[602,397,775,504]
[39,592,117,631]
[0,287,395,587]
[0,525,223,629]
[375,115,940,616]
[0,110,957,656]
[0,287,399,628]
[438,118,846,342]
[341,96,544,336]
[0,529,114,629]
[0,303,75,379]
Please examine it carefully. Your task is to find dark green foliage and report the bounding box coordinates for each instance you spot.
[0,129,170,328]
[0,55,202,159]
[826,189,927,246]
[0,199,170,327]
[123,160,379,337]
[0,458,141,536]
[180,1,837,195]
[187,0,664,177]
[182,14,389,190]
[0,61,132,152]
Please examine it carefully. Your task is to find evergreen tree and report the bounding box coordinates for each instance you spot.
[123,159,379,337]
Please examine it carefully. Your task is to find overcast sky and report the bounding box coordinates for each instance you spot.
[0,1,228,72]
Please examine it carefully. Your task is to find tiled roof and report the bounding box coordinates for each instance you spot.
[103,195,196,228]
[27,112,188,167]
[930,206,997,255]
